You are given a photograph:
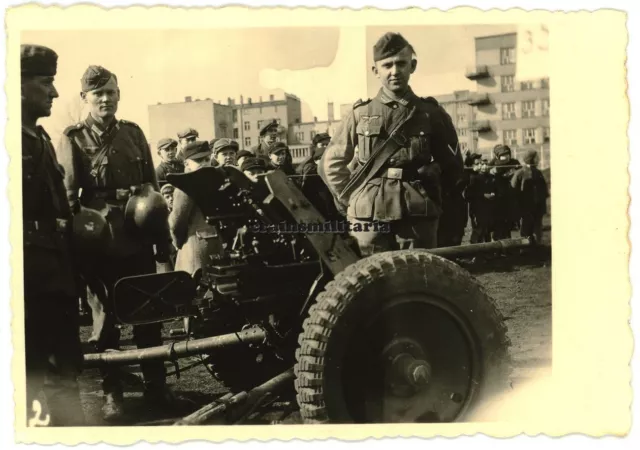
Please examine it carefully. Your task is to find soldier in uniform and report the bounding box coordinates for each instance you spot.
[252,120,280,160]
[176,127,199,161]
[155,137,184,186]
[319,32,463,255]
[21,44,85,426]
[212,138,239,167]
[56,65,175,421]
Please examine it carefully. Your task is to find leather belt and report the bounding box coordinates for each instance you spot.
[89,185,142,201]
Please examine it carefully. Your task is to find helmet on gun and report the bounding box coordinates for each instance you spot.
[72,206,112,254]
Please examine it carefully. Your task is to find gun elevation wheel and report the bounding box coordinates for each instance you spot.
[294,250,511,424]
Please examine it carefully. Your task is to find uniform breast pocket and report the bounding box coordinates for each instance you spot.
[356,120,382,161]
[93,157,110,187]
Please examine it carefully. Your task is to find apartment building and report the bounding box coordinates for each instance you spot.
[464,32,550,167]
[148,93,302,153]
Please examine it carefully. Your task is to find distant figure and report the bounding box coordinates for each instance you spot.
[155,138,184,186]
[212,138,239,167]
[267,142,295,175]
[252,120,280,160]
[465,158,497,244]
[241,157,267,182]
[236,149,255,170]
[511,150,549,243]
[176,127,199,161]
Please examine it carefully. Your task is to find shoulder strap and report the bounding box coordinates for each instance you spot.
[339,105,418,203]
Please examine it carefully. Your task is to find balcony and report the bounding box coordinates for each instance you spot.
[467,93,491,106]
[465,65,490,80]
[469,120,492,132]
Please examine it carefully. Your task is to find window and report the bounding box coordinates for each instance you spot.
[457,128,467,137]
[232,110,238,122]
[459,142,468,152]
[457,114,466,124]
[244,137,251,147]
[522,100,536,118]
[542,98,550,117]
[233,128,239,139]
[541,78,550,89]
[257,120,263,130]
[503,130,518,146]
[502,102,516,120]
[310,131,317,140]
[296,131,304,142]
[500,47,516,65]
[244,121,250,131]
[521,81,534,91]
[501,75,514,92]
[543,127,551,143]
[523,128,536,145]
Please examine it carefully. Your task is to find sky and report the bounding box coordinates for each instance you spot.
[23,24,518,145]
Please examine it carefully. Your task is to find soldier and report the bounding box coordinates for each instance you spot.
[266,142,295,175]
[155,138,184,186]
[176,127,199,161]
[212,138,239,167]
[319,32,463,255]
[20,44,85,427]
[489,144,521,239]
[252,120,280,160]
[57,65,175,421]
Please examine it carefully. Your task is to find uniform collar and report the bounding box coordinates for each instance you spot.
[377,86,419,108]
[85,113,118,137]
[22,125,48,140]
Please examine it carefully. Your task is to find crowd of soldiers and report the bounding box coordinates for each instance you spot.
[20,31,548,427]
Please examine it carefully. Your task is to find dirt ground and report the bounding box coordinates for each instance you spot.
[73,219,552,426]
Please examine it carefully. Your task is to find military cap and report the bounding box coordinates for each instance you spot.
[182,140,212,161]
[177,127,199,139]
[160,184,175,195]
[259,120,279,137]
[373,32,412,62]
[241,157,266,172]
[21,44,58,77]
[208,138,219,149]
[213,138,239,155]
[312,132,331,147]
[237,149,254,160]
[494,144,512,158]
[523,150,538,165]
[157,137,178,151]
[268,141,289,155]
[81,65,117,92]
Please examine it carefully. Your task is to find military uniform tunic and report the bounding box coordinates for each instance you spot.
[320,87,462,223]
[22,125,84,425]
[57,114,166,396]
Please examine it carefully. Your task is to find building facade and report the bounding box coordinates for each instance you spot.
[461,32,550,167]
[148,93,302,153]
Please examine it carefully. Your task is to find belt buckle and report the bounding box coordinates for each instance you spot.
[386,168,403,180]
[116,189,131,201]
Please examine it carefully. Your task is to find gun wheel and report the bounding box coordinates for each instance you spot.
[294,250,511,424]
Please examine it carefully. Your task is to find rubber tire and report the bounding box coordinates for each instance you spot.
[294,249,512,424]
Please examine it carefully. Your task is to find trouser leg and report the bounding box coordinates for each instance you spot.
[394,216,439,250]
[348,217,396,257]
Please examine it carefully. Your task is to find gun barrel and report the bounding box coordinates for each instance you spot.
[429,237,534,259]
[83,326,267,368]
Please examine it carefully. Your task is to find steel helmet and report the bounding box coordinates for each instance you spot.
[72,206,111,253]
[124,183,170,244]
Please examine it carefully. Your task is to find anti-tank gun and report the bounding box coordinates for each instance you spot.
[83,164,532,425]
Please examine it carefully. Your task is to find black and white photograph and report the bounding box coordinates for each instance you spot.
[5,4,631,444]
